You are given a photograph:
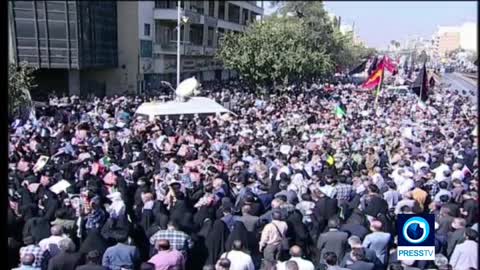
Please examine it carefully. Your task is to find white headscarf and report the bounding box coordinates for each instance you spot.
[107,192,125,217]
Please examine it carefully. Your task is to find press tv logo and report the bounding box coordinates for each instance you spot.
[397,214,435,260]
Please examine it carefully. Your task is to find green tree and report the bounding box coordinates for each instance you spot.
[274,1,375,70]
[9,61,36,120]
[218,1,375,87]
[217,17,332,88]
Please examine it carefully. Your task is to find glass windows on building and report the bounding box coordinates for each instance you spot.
[144,23,151,36]
[189,24,203,46]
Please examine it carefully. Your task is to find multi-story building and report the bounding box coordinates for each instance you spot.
[141,1,263,92]
[98,1,262,95]
[459,22,477,52]
[9,1,263,96]
[433,26,461,58]
[8,1,118,97]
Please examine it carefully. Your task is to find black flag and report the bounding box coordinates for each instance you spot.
[429,76,435,89]
[407,54,415,79]
[411,62,428,102]
[367,56,378,76]
[349,59,368,75]
[403,56,409,74]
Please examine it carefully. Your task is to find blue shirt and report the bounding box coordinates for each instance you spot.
[102,243,140,270]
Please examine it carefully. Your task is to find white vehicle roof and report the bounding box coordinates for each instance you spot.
[135,97,232,120]
[387,85,409,90]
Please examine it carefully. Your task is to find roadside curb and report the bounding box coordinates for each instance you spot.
[453,73,477,85]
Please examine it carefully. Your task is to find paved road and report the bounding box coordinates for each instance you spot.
[441,73,478,100]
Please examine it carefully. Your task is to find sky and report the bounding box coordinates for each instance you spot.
[261,1,477,49]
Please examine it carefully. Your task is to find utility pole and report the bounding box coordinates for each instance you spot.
[261,1,264,21]
[176,0,181,87]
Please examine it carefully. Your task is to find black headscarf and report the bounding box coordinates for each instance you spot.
[225,221,252,252]
[170,199,193,232]
[79,229,108,255]
[287,210,310,243]
[187,218,213,270]
[205,220,229,266]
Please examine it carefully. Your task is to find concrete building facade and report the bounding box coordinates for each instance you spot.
[8,1,118,98]
[9,1,263,97]
[141,1,263,93]
[433,27,461,58]
[432,23,477,59]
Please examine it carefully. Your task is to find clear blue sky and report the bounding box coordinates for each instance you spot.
[261,1,477,49]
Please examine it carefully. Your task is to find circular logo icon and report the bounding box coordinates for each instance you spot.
[402,216,430,244]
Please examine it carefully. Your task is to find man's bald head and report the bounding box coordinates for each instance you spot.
[51,225,63,236]
[289,245,303,257]
[155,239,170,251]
[241,205,252,215]
[21,253,35,266]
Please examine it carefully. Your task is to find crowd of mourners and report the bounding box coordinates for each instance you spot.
[7,75,478,270]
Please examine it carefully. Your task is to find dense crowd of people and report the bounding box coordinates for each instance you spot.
[7,76,478,270]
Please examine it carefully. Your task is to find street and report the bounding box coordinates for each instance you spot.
[441,72,478,100]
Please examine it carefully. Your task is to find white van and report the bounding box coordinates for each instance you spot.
[134,96,232,121]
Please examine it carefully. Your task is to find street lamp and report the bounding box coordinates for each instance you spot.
[177,1,189,87]
[177,1,181,87]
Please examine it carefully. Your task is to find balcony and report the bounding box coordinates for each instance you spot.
[154,42,214,57]
[217,20,246,32]
[230,1,263,14]
[154,8,203,24]
[154,8,179,20]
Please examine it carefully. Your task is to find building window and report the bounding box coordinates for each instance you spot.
[228,3,240,24]
[243,9,249,25]
[217,27,224,46]
[46,2,66,12]
[48,21,67,39]
[155,21,179,44]
[190,1,204,14]
[250,12,257,23]
[218,2,225,20]
[144,23,151,36]
[13,1,33,9]
[15,20,36,38]
[207,27,214,47]
[190,24,203,46]
[208,2,215,17]
[155,0,176,9]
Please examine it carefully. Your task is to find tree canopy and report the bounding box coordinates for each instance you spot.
[9,61,36,120]
[216,1,376,87]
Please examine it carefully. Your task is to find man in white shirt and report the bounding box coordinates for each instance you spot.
[276,246,314,270]
[38,225,70,255]
[451,163,465,181]
[397,171,414,196]
[413,156,429,173]
[220,240,254,270]
[450,228,478,270]
[432,162,450,182]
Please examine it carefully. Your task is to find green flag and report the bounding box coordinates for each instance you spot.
[335,105,346,118]
[100,156,111,167]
